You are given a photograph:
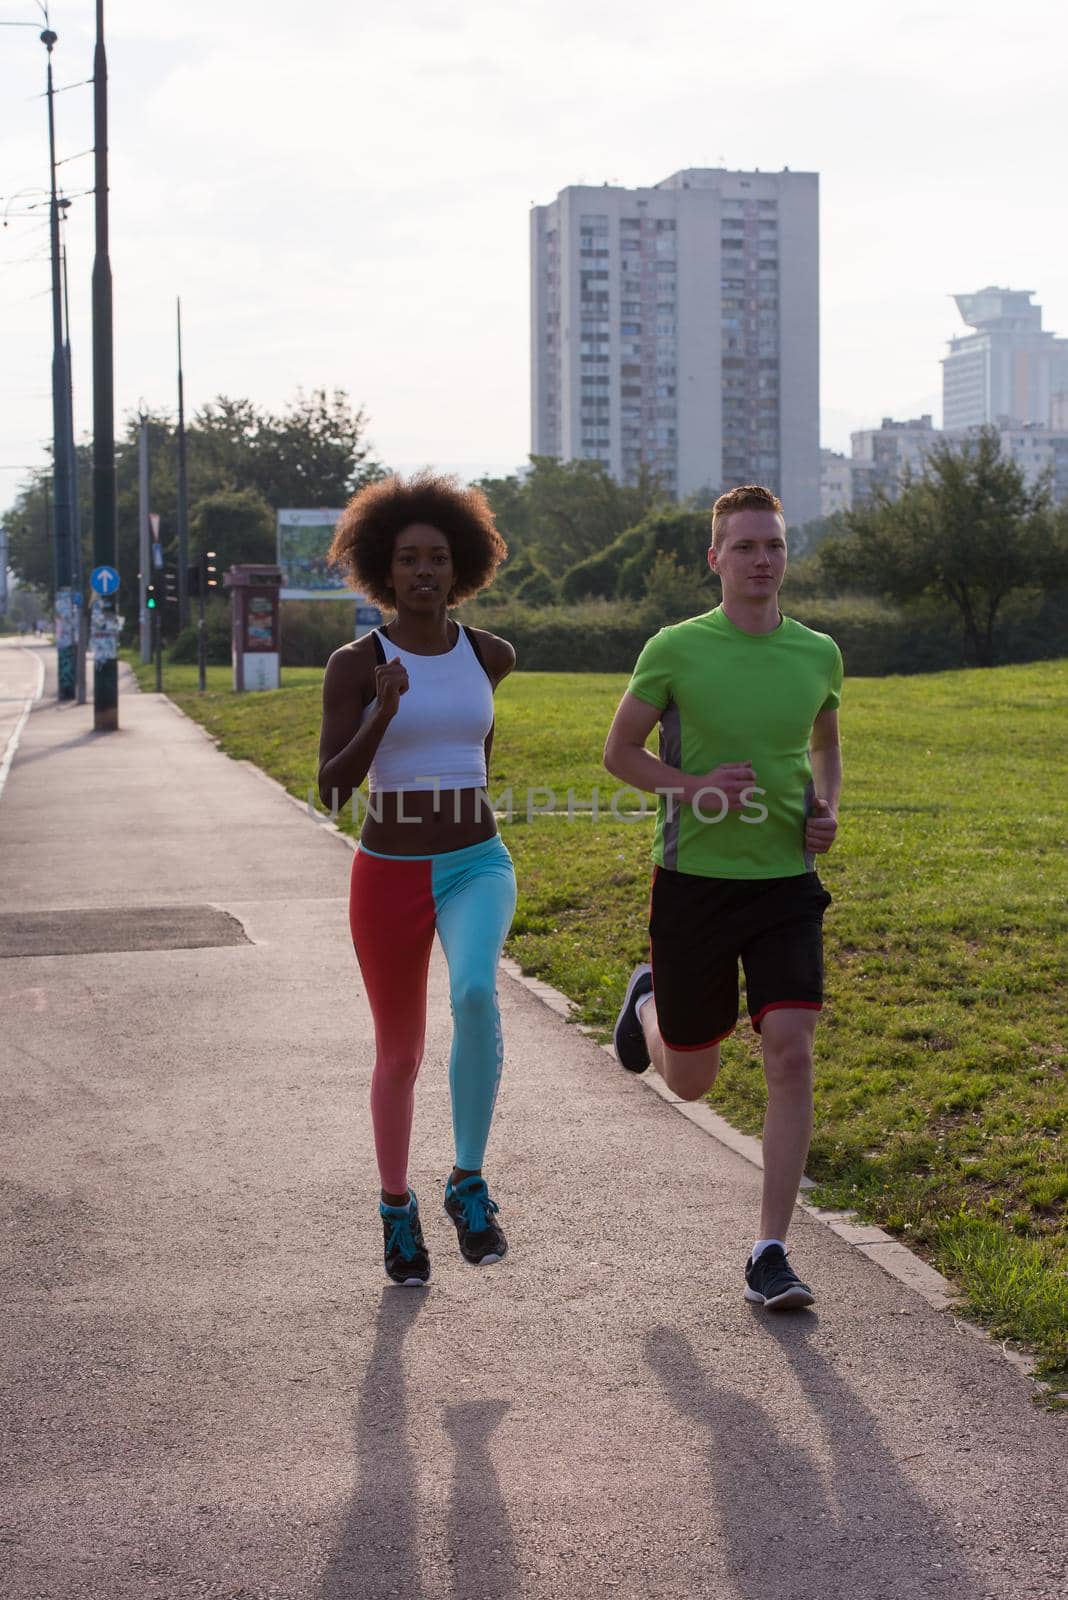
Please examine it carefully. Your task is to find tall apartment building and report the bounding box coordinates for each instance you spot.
[530,168,821,524]
[942,288,1068,429]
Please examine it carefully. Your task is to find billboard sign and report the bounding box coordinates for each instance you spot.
[277,508,346,599]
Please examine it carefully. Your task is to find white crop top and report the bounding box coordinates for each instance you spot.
[363,625,494,793]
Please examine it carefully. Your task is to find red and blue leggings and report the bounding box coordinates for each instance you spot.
[349,835,517,1195]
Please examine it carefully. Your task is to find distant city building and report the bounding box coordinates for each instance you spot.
[531,167,821,523]
[942,288,1068,429]
[849,415,941,502]
[819,449,852,517]
[846,414,1068,506]
[995,422,1068,502]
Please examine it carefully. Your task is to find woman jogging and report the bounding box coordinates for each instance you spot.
[318,473,516,1286]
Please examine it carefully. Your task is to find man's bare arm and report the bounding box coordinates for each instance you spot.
[806,707,842,854]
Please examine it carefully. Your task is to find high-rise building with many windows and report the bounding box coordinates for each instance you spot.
[942,288,1068,429]
[530,167,820,524]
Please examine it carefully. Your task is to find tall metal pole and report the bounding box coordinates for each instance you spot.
[91,0,118,730]
[138,414,150,663]
[42,26,75,699]
[176,299,190,628]
[62,239,87,705]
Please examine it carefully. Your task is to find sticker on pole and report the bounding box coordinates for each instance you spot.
[90,565,120,597]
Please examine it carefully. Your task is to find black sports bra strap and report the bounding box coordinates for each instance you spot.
[463,625,491,682]
[371,623,489,679]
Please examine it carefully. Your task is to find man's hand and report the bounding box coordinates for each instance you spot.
[805,796,838,854]
[685,761,757,812]
[374,658,409,719]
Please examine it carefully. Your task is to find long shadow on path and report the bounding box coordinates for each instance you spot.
[444,1398,521,1600]
[317,1297,522,1600]
[645,1318,983,1600]
[318,1289,428,1600]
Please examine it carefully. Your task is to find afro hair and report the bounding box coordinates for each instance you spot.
[327,472,507,607]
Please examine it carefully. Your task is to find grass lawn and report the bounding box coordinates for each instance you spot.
[128,653,1068,1385]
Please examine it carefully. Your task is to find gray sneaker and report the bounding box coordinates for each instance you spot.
[613,964,653,1072]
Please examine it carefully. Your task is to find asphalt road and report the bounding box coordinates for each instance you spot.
[1,637,1064,1600]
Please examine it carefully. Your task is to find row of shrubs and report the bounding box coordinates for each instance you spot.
[167,590,1067,678]
[167,599,358,668]
[460,590,1068,676]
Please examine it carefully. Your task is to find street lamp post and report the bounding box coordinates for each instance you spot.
[41,25,76,700]
[91,0,118,730]
[176,300,190,628]
[61,230,88,704]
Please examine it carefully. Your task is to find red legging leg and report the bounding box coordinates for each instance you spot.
[349,851,436,1195]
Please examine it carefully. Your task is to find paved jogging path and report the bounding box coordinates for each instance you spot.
[1,636,1063,1600]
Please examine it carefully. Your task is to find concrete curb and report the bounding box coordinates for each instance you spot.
[142,673,1040,1389]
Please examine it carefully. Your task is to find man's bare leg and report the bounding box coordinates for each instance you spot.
[756,1007,819,1242]
[639,994,722,1102]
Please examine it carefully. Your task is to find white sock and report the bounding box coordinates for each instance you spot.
[635,991,654,1021]
[751,1238,785,1263]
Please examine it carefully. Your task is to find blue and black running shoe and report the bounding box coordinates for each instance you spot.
[380,1191,431,1286]
[444,1175,508,1265]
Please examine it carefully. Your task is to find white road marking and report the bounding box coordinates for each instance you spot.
[0,645,46,802]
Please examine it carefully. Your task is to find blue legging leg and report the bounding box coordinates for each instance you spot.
[434,852,517,1172]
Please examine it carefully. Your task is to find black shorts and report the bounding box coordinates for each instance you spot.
[649,868,832,1050]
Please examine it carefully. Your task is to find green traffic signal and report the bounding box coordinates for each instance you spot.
[146,588,158,609]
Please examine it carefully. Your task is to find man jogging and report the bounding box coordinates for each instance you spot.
[604,484,842,1310]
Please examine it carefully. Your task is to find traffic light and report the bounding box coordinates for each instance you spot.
[188,550,219,597]
[164,566,179,606]
[145,584,159,611]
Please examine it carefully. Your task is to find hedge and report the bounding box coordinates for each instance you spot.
[165,588,1067,678]
[460,591,1068,676]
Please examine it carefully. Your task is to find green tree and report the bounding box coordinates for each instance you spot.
[471,471,532,560]
[515,567,558,607]
[482,547,555,604]
[3,389,383,619]
[192,389,383,507]
[4,475,55,595]
[478,456,666,577]
[788,513,845,559]
[819,429,1068,666]
[560,506,712,602]
[640,551,711,623]
[190,489,276,572]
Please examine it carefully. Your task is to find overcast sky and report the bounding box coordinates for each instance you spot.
[2,0,1065,517]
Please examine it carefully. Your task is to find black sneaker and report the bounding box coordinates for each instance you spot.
[380,1191,430,1286]
[444,1175,508,1265]
[744,1244,814,1310]
[613,963,653,1071]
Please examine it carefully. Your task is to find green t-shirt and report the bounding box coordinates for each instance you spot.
[627,606,843,879]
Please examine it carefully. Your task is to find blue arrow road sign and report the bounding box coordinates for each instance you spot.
[90,565,120,596]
